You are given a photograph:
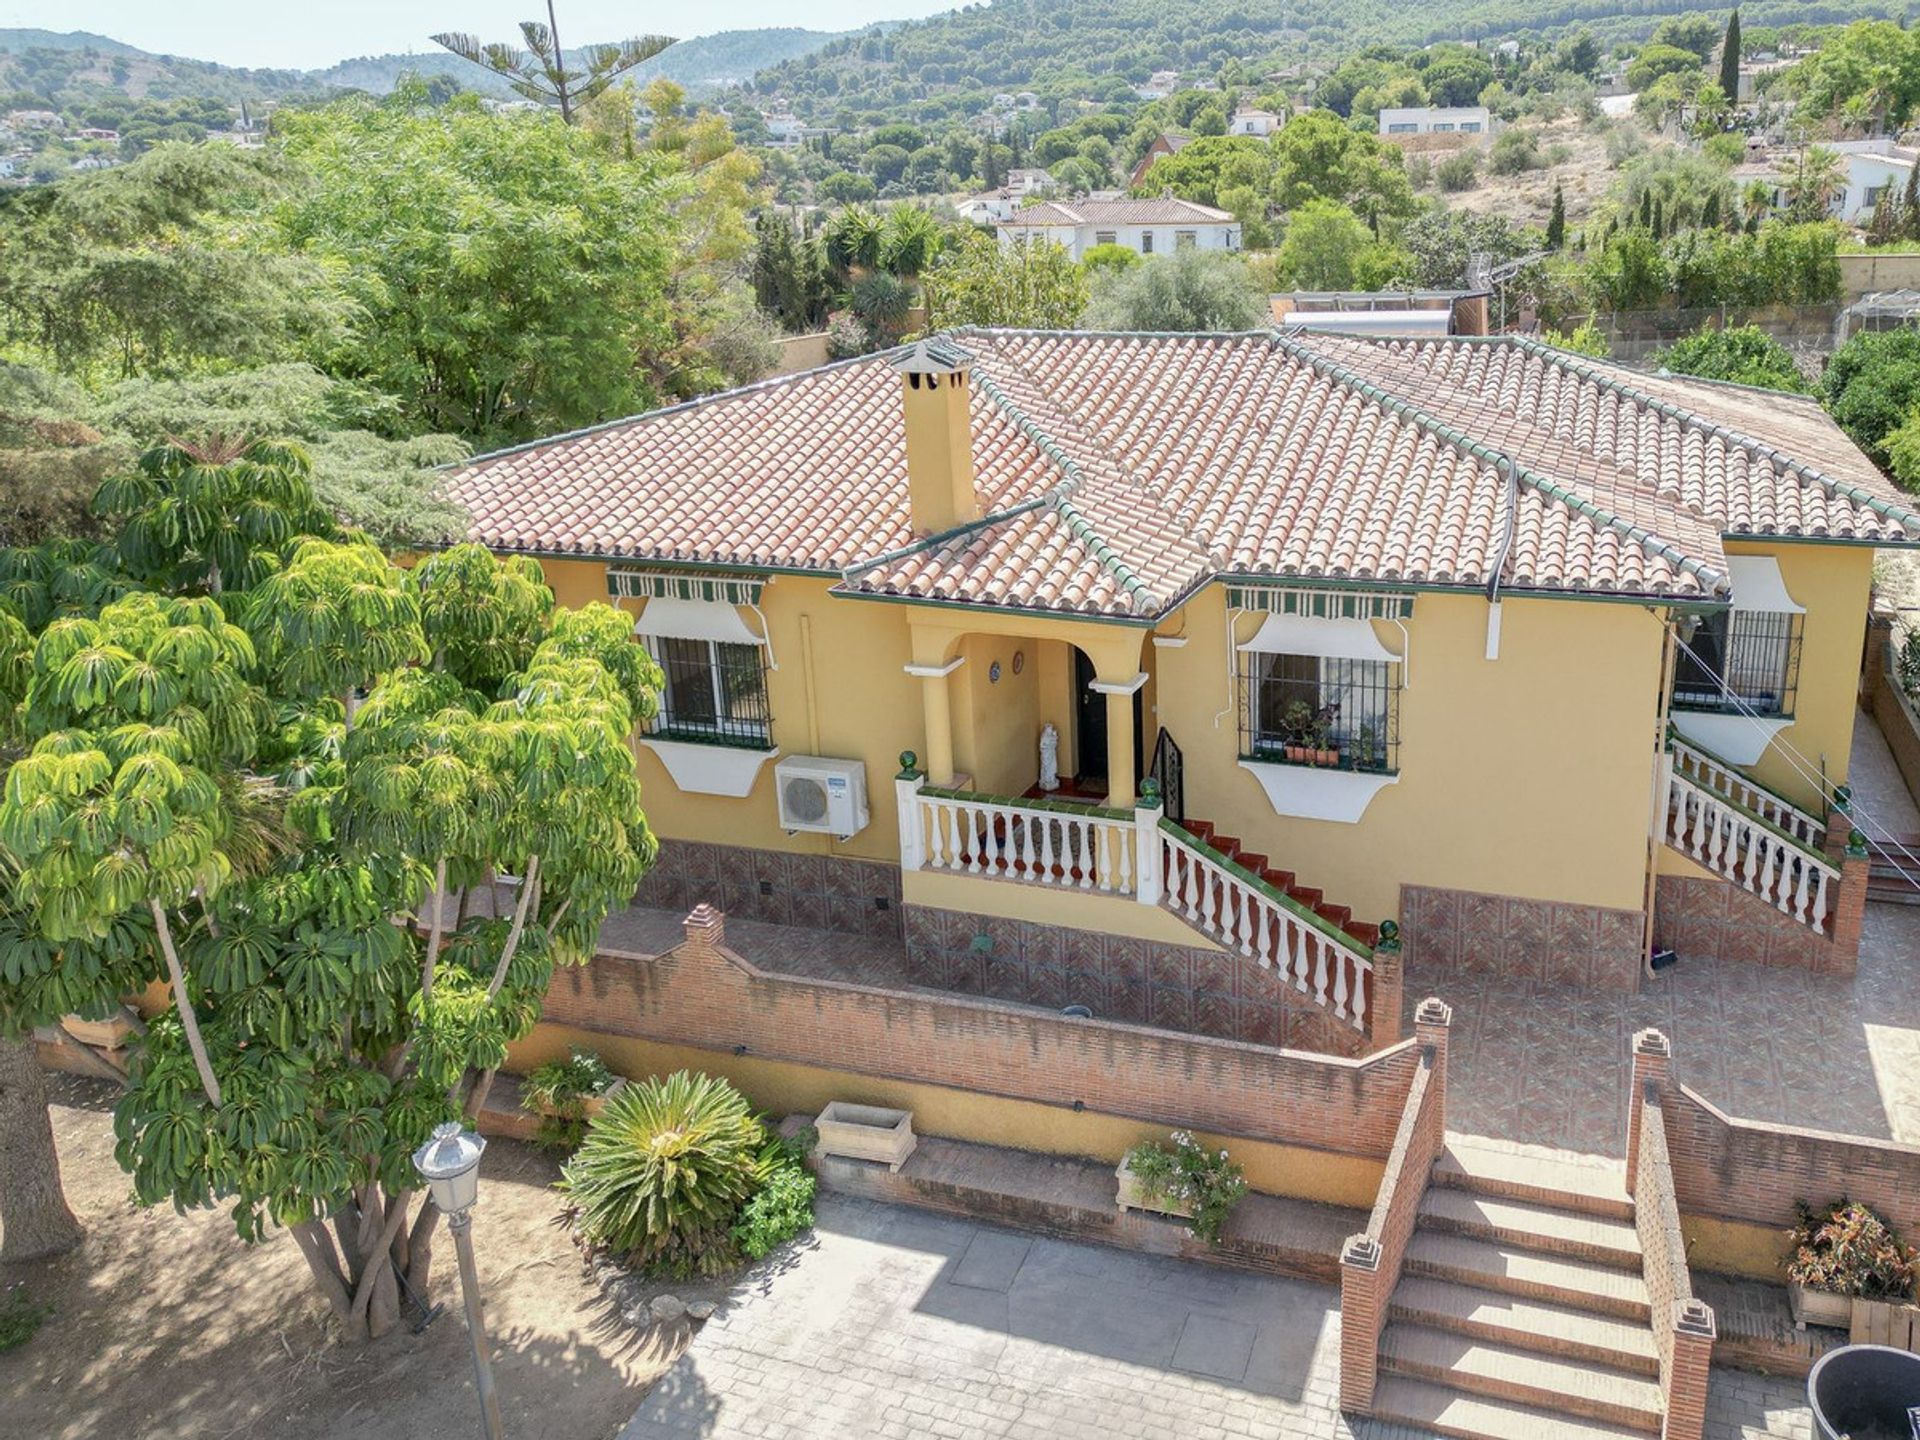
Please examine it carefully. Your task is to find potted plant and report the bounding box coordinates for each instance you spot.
[1115,1131,1247,1245]
[1785,1199,1919,1331]
[1310,713,1341,768]
[522,1047,625,1152]
[1281,701,1315,763]
[1354,722,1380,772]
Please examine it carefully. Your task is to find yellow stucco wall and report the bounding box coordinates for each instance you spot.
[507,1022,1385,1210]
[1728,539,1874,813]
[1151,587,1670,920]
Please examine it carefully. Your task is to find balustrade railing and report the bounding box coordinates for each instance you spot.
[907,785,1147,896]
[1666,771,1838,932]
[1667,734,1826,848]
[1160,822,1372,1030]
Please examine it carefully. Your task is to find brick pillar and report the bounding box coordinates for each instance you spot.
[1369,920,1404,1049]
[1664,1298,1717,1440]
[1825,830,1870,978]
[1337,1233,1384,1414]
[1413,996,1452,1132]
[683,903,726,956]
[1625,1028,1671,1191]
[1863,609,1895,708]
[1823,787,1851,867]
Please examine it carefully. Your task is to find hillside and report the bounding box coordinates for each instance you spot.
[751,0,1912,119]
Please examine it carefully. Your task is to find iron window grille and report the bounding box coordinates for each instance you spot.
[643,636,772,747]
[1672,610,1801,717]
[1239,652,1400,774]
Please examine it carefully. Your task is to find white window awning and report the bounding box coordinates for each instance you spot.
[631,596,767,647]
[1236,612,1400,664]
[1726,556,1804,615]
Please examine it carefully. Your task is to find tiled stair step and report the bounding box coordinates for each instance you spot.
[1388,1278,1659,1377]
[1183,859,1374,947]
[1435,1139,1634,1222]
[1371,1376,1653,1440]
[1403,1232,1651,1323]
[1418,1190,1643,1270]
[1378,1324,1663,1432]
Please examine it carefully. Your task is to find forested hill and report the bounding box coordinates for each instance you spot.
[0,26,855,107]
[752,0,1912,117]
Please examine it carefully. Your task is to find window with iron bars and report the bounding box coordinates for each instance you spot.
[1672,610,1800,717]
[643,636,772,747]
[1239,653,1400,773]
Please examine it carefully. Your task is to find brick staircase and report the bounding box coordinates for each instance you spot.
[1371,1139,1663,1440]
[1178,818,1379,948]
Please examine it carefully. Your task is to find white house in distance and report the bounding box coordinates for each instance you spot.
[997,198,1241,261]
[1230,108,1281,137]
[1378,105,1492,137]
[1826,139,1919,222]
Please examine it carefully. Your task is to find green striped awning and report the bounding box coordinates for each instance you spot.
[1224,585,1414,621]
[607,569,766,605]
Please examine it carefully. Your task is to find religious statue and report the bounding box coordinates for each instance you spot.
[1039,722,1061,791]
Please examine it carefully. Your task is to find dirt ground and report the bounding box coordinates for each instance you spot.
[1444,113,1677,229]
[0,1074,686,1440]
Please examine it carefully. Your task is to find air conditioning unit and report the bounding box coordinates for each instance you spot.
[774,756,870,838]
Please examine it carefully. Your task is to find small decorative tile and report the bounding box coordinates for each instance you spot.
[1061,928,1104,971]
[1147,944,1189,988]
[1192,989,1235,1040]
[1063,968,1106,1012]
[1104,977,1149,1024]
[1236,1000,1285,1049]
[788,891,830,930]
[983,955,1028,1003]
[1026,964,1070,1008]
[1148,983,1192,1032]
[827,896,868,935]
[1188,946,1235,995]
[1019,921,1066,969]
[1104,936,1148,984]
[785,851,827,894]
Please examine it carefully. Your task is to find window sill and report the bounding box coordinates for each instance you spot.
[1237,758,1399,825]
[1668,710,1793,767]
[1242,749,1398,778]
[639,736,779,797]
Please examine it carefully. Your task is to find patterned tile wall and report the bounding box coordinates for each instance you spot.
[1399,884,1646,992]
[901,904,1364,1057]
[1652,875,1847,974]
[634,840,903,940]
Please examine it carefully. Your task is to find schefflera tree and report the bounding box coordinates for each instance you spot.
[2,519,660,1339]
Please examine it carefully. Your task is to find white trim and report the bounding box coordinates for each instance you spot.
[632,596,766,646]
[904,657,966,678]
[1669,712,1793,767]
[1484,600,1503,661]
[1088,671,1149,695]
[1151,635,1191,649]
[1726,555,1805,615]
[639,738,779,797]
[1237,760,1400,824]
[1236,613,1399,663]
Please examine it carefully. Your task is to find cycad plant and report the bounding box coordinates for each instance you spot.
[560,1071,766,1275]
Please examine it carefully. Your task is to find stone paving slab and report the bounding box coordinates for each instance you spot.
[621,1194,1811,1440]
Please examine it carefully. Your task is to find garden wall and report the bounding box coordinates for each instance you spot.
[1870,638,1920,812]
[511,905,1424,1211]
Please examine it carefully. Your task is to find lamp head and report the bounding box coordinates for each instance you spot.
[412,1121,485,1216]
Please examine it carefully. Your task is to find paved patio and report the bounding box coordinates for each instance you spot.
[621,1194,1807,1440]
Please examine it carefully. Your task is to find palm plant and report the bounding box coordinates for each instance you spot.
[431,4,675,126]
[1786,146,1844,222]
[879,206,943,277]
[559,1070,766,1275]
[822,206,884,276]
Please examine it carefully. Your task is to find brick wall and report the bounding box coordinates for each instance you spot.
[1654,874,1858,978]
[634,839,902,939]
[1871,637,1920,815]
[545,906,1422,1159]
[903,902,1364,1057]
[1401,884,1645,992]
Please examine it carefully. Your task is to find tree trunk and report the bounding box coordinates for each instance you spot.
[0,1034,85,1262]
[290,1185,429,1344]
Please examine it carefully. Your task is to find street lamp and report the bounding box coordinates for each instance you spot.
[413,1121,505,1440]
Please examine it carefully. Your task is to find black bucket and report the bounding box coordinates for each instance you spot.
[1807,1344,1920,1440]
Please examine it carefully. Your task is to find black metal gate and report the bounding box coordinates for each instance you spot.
[1149,727,1184,824]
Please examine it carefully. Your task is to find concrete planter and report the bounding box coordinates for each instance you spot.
[62,1013,135,1050]
[1115,1155,1193,1220]
[815,1103,916,1172]
[581,1076,627,1118]
[1791,1282,1857,1332]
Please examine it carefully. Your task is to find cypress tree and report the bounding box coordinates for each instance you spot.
[1703,191,1721,229]
[1639,189,1653,229]
[1720,10,1743,105]
[1905,159,1920,242]
[1651,195,1664,236]
[1546,183,1567,249]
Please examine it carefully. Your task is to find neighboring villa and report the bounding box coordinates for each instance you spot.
[445,329,1912,1059]
[1128,131,1194,188]
[1378,105,1492,137]
[1230,107,1282,137]
[995,198,1241,260]
[1732,139,1917,225]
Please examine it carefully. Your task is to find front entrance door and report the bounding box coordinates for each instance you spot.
[1072,648,1142,791]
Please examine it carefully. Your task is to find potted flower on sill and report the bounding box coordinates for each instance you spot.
[1354,723,1381,773]
[1309,714,1340,768]
[522,1047,626,1153]
[1785,1198,1919,1331]
[1281,701,1315,764]
[1115,1131,1248,1245]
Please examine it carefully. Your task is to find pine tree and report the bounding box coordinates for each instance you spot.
[1720,11,1743,107]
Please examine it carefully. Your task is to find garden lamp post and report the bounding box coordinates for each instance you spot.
[412,1121,505,1440]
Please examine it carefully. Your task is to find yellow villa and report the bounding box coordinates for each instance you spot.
[444,328,1918,1054]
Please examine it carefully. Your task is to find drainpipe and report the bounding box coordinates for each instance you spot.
[1484,456,1518,660]
[1641,609,1680,977]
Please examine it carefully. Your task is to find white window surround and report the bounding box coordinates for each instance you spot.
[631,596,768,647]
[1238,760,1400,824]
[1235,612,1400,664]
[638,737,780,797]
[1669,555,1801,765]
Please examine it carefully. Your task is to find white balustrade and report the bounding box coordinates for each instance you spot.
[911,789,1139,895]
[1667,772,1838,932]
[1159,828,1371,1030]
[1669,738,1826,849]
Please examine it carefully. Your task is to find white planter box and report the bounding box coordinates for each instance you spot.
[1115,1155,1193,1220]
[814,1103,916,1172]
[1789,1282,1855,1331]
[63,1013,135,1050]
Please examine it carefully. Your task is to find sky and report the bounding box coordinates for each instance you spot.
[0,0,958,71]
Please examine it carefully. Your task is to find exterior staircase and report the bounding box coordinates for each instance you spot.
[1371,1139,1665,1440]
[1177,818,1379,948]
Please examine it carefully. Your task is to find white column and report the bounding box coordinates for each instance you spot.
[1134,789,1164,907]
[895,760,927,872]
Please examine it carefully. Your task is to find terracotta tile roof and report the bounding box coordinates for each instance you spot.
[999,198,1236,227]
[445,330,1920,622]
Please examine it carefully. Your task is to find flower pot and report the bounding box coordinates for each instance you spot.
[1791,1282,1858,1331]
[1115,1155,1193,1220]
[1283,745,1308,762]
[575,1076,626,1118]
[814,1102,917,1172]
[1312,748,1340,767]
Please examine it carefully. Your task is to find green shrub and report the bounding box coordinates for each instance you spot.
[559,1070,767,1277]
[0,1284,49,1353]
[1786,1199,1919,1299]
[1488,129,1542,176]
[1436,151,1480,193]
[521,1047,617,1152]
[1545,319,1612,359]
[1825,328,1920,468]
[1651,325,1807,393]
[732,1135,817,1261]
[1123,1130,1247,1245]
